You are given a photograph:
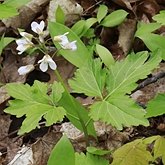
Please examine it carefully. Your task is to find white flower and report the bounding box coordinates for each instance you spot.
[54,32,77,51]
[54,32,69,44]
[16,38,34,54]
[60,40,77,51]
[38,55,57,72]
[18,65,34,75]
[20,32,33,42]
[31,20,48,43]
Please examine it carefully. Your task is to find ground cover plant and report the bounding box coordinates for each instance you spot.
[0,0,165,164]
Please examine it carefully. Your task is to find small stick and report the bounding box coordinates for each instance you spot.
[132,71,165,93]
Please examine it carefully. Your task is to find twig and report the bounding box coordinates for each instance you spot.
[132,71,165,93]
[82,0,103,15]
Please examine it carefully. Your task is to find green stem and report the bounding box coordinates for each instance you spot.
[54,70,89,146]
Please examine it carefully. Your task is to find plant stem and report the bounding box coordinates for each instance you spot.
[54,70,90,146]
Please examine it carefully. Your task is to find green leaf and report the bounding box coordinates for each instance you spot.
[152,10,165,25]
[101,9,128,27]
[143,135,160,144]
[49,22,92,67]
[71,20,86,36]
[97,5,108,23]
[75,153,109,165]
[96,44,115,68]
[89,51,160,130]
[106,51,161,97]
[136,33,165,60]
[4,81,66,135]
[50,82,64,103]
[55,5,65,24]
[90,95,149,130]
[44,107,65,126]
[75,153,87,165]
[3,0,30,9]
[111,139,153,165]
[81,18,98,37]
[48,135,75,165]
[0,4,18,19]
[69,58,106,98]
[0,36,14,55]
[135,22,161,36]
[153,136,165,164]
[87,146,111,156]
[145,94,165,118]
[59,91,96,138]
[6,83,35,101]
[135,22,165,59]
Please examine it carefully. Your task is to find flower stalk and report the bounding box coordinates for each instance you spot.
[54,69,90,146]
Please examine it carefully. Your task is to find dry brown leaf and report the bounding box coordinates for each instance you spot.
[32,131,62,165]
[48,0,83,25]
[118,19,137,55]
[0,53,36,84]
[0,86,10,105]
[0,114,23,164]
[2,0,50,29]
[111,0,141,10]
[136,0,160,21]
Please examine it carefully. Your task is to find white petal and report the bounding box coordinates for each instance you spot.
[48,60,57,70]
[54,32,69,45]
[31,21,39,33]
[18,65,34,75]
[16,38,27,45]
[20,32,33,41]
[59,36,69,46]
[38,55,46,64]
[16,45,27,54]
[39,21,45,31]
[68,41,77,51]
[39,62,48,72]
[31,21,45,34]
[45,55,53,62]
[39,36,44,43]
[60,40,77,51]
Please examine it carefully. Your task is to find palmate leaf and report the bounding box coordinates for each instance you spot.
[111,139,153,165]
[106,51,161,97]
[69,58,106,98]
[145,94,165,118]
[90,51,160,129]
[90,95,149,130]
[4,81,66,135]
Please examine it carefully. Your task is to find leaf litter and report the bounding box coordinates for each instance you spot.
[0,0,165,164]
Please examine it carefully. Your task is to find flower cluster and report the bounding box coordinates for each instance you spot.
[16,20,77,75]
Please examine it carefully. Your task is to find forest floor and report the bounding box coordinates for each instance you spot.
[0,0,165,164]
